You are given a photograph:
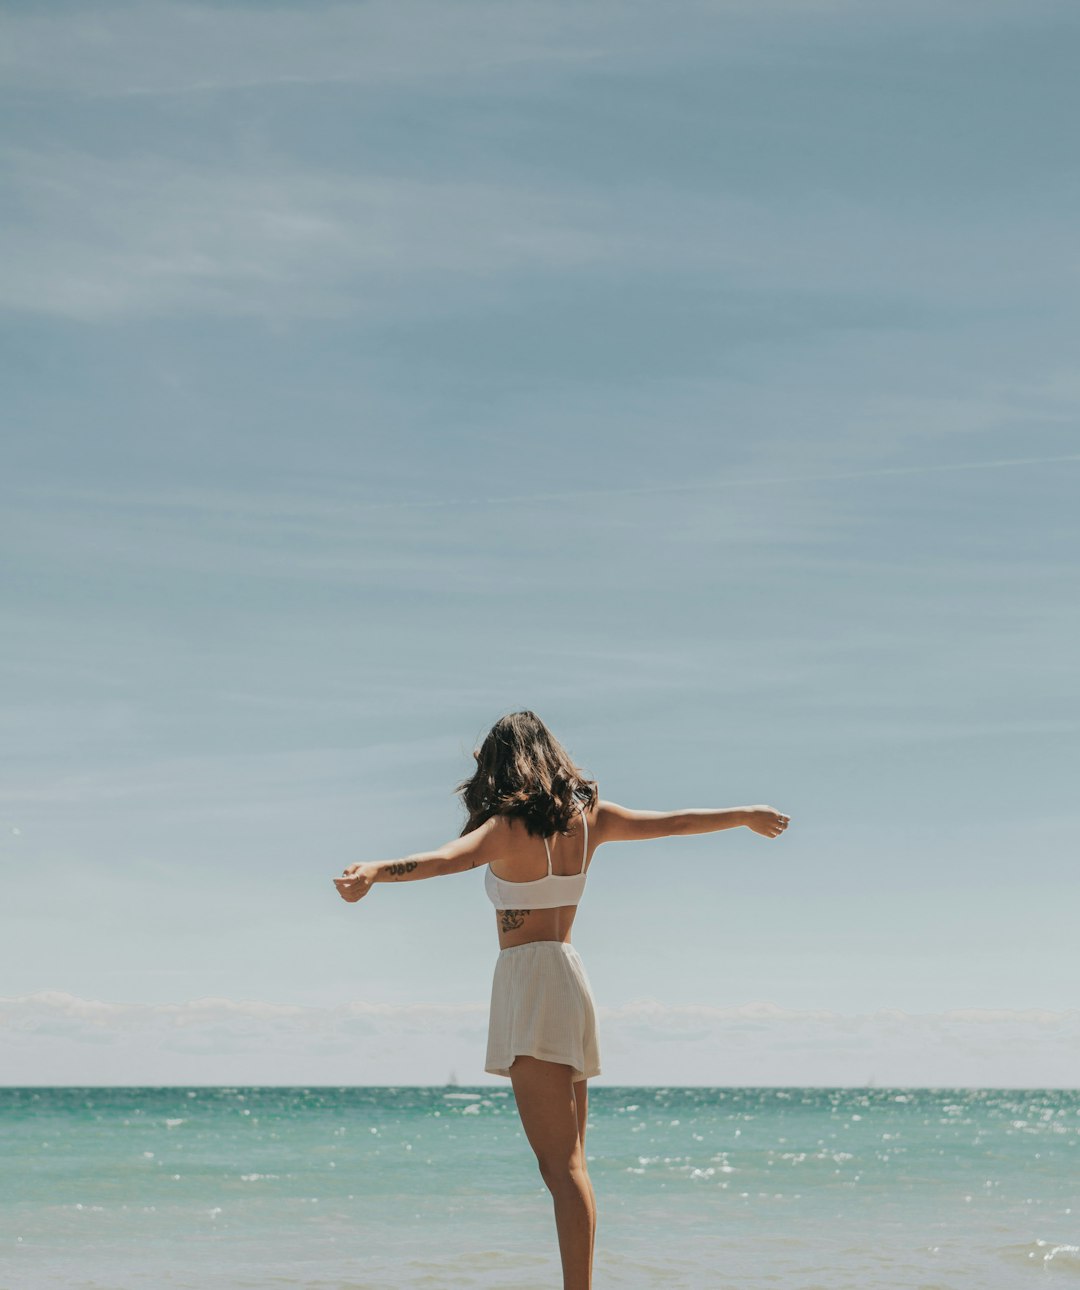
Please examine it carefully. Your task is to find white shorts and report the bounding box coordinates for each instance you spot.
[485,940,601,1082]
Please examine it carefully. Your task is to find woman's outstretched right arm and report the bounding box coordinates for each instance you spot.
[332,814,504,903]
[597,801,789,843]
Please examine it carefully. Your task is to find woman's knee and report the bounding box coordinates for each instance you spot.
[537,1152,589,1193]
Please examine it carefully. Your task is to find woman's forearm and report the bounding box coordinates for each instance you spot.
[367,852,447,882]
[674,807,748,835]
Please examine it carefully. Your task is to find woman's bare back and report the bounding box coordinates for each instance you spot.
[487,801,597,949]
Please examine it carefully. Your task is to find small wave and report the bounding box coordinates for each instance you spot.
[998,1240,1080,1271]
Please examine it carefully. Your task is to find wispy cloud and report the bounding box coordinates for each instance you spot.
[21,451,1079,514]
[0,0,1061,100]
[4,1,1077,324]
[0,147,631,323]
[0,0,610,98]
[4,139,1072,323]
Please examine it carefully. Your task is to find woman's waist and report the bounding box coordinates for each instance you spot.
[496,937,581,958]
[494,902,577,949]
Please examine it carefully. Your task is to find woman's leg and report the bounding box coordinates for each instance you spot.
[573,1077,597,1274]
[509,1055,595,1290]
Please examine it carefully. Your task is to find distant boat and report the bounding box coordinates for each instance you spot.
[446,1070,459,1087]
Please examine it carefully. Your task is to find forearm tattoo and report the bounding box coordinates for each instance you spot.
[387,860,419,879]
[500,908,528,932]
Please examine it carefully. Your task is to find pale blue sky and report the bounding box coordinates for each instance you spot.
[2,0,1078,1084]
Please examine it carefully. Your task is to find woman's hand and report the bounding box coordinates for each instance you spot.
[743,806,791,839]
[333,863,375,903]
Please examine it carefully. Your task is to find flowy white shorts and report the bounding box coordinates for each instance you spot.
[485,940,601,1082]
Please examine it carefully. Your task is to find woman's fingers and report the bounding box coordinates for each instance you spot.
[332,875,369,902]
[746,807,790,839]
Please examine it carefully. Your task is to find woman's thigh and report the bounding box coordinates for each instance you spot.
[509,1055,584,1174]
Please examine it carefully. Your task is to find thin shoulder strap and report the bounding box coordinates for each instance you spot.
[542,834,553,876]
[579,802,588,873]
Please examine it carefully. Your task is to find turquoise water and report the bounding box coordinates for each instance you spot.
[2,1086,1078,1288]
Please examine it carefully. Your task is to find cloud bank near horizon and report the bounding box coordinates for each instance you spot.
[4,992,1077,1088]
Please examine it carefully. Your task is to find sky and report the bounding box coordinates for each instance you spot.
[2,0,1078,1087]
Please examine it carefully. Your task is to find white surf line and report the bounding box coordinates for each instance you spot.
[349,451,1080,512]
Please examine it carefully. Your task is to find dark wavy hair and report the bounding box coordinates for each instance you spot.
[456,710,598,838]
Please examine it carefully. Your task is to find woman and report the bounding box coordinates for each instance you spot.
[333,710,790,1290]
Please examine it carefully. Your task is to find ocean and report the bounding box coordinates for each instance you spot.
[2,1086,1077,1288]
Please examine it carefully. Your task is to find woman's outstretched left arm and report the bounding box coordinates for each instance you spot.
[332,816,501,903]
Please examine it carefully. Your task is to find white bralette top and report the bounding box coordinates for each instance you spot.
[484,802,589,910]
